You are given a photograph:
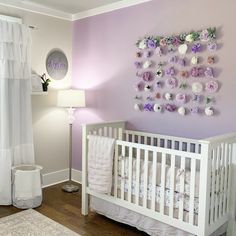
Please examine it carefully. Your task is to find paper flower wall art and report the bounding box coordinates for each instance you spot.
[178,58,186,66]
[192,82,203,93]
[165,92,173,100]
[134,103,142,111]
[192,43,201,53]
[144,103,154,111]
[205,107,214,116]
[142,71,152,81]
[180,70,189,78]
[207,56,215,65]
[191,56,199,65]
[155,47,163,56]
[178,44,188,55]
[190,107,199,114]
[143,60,152,69]
[205,80,219,93]
[176,93,187,104]
[204,67,214,78]
[144,50,152,58]
[154,104,162,112]
[166,78,177,89]
[165,67,175,77]
[165,104,177,112]
[178,106,186,116]
[134,61,142,69]
[134,82,144,91]
[207,41,217,51]
[144,84,152,92]
[136,52,142,58]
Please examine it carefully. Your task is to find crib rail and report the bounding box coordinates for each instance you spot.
[124,130,202,154]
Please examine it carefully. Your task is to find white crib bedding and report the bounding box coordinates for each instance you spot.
[90,196,227,236]
[90,196,194,236]
[116,177,199,213]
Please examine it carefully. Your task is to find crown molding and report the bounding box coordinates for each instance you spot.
[0,0,152,22]
[72,0,152,21]
[0,0,72,21]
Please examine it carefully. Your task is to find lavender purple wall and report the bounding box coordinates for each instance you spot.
[72,0,236,170]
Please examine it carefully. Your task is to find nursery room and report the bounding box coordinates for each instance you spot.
[0,0,235,235]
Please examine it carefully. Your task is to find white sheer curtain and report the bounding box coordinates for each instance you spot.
[0,19,35,205]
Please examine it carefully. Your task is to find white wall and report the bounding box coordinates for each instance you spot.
[0,6,72,174]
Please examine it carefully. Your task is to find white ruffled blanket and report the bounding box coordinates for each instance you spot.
[88,135,115,194]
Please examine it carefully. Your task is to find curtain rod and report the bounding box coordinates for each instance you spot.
[0,14,22,23]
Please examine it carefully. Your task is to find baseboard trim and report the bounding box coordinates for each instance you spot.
[42,169,82,188]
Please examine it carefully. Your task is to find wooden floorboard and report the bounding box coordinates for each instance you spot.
[0,182,147,236]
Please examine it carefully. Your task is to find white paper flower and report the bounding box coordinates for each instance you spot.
[178,106,186,116]
[134,103,142,111]
[191,56,199,65]
[144,84,152,92]
[143,60,152,69]
[154,104,162,112]
[205,107,214,116]
[185,34,194,42]
[192,82,203,93]
[165,92,173,101]
[178,44,188,55]
[138,39,147,50]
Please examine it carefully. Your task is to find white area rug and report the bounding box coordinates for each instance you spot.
[0,209,80,236]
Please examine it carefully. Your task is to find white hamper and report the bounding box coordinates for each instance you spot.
[12,165,43,209]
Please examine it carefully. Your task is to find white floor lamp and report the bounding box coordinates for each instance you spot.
[57,89,86,192]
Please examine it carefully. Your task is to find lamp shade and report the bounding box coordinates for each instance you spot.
[57,89,85,108]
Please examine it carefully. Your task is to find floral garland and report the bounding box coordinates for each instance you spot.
[136,27,216,49]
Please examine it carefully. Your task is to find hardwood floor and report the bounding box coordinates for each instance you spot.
[0,182,147,236]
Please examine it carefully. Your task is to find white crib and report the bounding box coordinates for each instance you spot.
[81,121,236,236]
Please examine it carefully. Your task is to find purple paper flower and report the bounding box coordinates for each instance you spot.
[191,67,199,77]
[142,71,152,81]
[155,47,163,56]
[207,41,217,51]
[165,67,175,77]
[134,82,144,91]
[147,39,157,49]
[190,107,199,114]
[200,29,209,42]
[191,67,204,77]
[144,103,154,111]
[192,43,201,53]
[165,104,177,112]
[205,80,219,93]
[144,50,152,58]
[204,67,214,78]
[172,36,180,46]
[176,93,187,104]
[192,94,201,103]
[156,80,162,88]
[134,61,142,68]
[166,78,177,89]
[168,55,178,63]
[178,58,186,67]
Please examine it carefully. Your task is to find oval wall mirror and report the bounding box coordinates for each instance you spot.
[46,49,68,80]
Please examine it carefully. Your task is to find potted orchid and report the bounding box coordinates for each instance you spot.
[41,73,51,92]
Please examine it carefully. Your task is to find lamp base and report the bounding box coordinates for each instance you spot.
[62,183,79,193]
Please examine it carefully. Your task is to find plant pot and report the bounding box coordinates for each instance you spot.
[42,83,48,92]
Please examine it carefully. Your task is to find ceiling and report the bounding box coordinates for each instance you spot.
[0,0,151,21]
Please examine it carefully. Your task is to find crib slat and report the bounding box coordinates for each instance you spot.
[132,134,135,143]
[169,155,175,218]
[214,146,220,221]
[121,144,125,200]
[210,148,216,223]
[138,135,141,144]
[114,144,119,197]
[103,126,108,136]
[108,127,112,137]
[143,150,149,208]
[219,143,225,217]
[93,130,97,135]
[150,137,154,146]
[178,156,185,221]
[160,153,166,214]
[128,146,133,203]
[189,158,196,225]
[135,148,141,206]
[227,144,232,213]
[144,136,147,145]
[113,128,118,139]
[151,151,157,211]
[223,144,229,214]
